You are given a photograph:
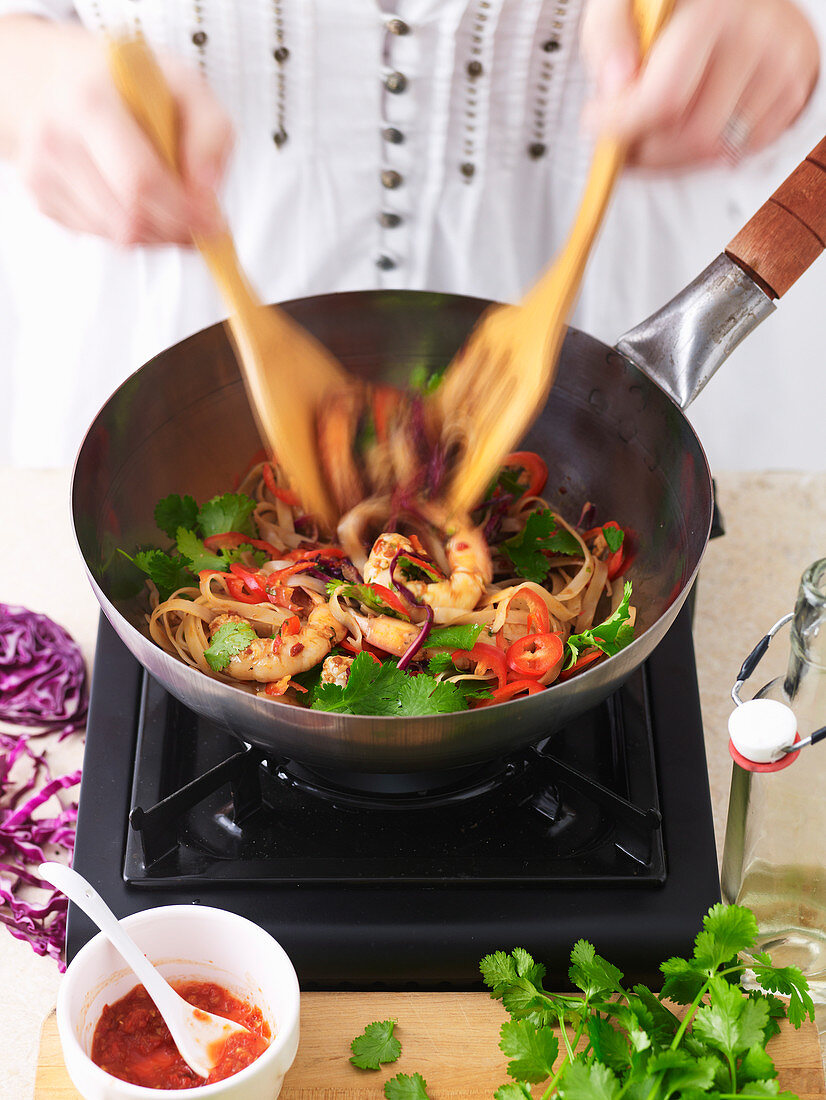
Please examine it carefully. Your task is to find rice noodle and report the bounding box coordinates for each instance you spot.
[143,457,633,701]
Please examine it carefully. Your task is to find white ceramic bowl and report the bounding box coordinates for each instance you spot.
[56,905,300,1100]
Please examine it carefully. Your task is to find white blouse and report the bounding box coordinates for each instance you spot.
[1,0,825,470]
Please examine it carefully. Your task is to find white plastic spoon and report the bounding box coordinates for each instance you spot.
[41,862,254,1080]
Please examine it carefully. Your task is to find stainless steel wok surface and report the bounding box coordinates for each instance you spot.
[72,290,712,772]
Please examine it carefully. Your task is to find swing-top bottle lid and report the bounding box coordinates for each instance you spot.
[728,699,797,764]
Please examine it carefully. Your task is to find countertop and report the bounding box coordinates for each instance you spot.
[3,466,826,1100]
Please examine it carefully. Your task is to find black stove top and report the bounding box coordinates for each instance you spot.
[68,603,719,989]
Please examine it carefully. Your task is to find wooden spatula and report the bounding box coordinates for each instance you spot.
[436,0,675,516]
[108,35,347,529]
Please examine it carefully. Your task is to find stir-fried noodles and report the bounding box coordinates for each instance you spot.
[127,452,635,716]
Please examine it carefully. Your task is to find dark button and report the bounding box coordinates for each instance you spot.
[385,71,407,94]
[382,126,404,144]
[379,211,402,228]
[460,162,475,178]
[273,46,290,62]
[542,39,560,52]
[381,170,403,189]
[376,254,397,271]
[386,18,410,35]
[272,128,288,148]
[192,30,207,46]
[528,142,546,159]
[466,60,483,78]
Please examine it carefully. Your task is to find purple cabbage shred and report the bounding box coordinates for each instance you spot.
[0,605,87,970]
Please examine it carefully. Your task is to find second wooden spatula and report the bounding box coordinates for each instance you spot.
[436,0,675,516]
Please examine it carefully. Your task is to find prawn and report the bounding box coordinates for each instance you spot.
[210,606,346,683]
[363,521,492,616]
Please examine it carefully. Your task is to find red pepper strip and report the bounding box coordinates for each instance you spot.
[506,632,564,679]
[263,463,302,507]
[225,576,264,604]
[265,679,308,696]
[502,451,548,498]
[265,584,299,612]
[453,642,508,692]
[285,547,347,561]
[398,553,445,582]
[367,583,411,618]
[229,563,268,600]
[203,531,280,558]
[281,615,302,636]
[267,562,313,583]
[511,586,551,635]
[558,649,603,682]
[490,679,545,704]
[340,639,384,662]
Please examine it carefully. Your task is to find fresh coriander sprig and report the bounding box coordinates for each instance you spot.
[480,903,812,1100]
[349,1019,402,1070]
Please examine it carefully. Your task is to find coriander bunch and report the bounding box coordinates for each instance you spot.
[481,904,813,1100]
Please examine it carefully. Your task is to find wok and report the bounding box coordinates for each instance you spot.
[72,137,825,774]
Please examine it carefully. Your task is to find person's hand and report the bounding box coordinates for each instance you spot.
[580,0,820,169]
[15,24,232,244]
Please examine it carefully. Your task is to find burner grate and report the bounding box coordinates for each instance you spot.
[124,671,665,886]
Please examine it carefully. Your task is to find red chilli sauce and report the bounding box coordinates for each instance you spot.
[91,980,271,1089]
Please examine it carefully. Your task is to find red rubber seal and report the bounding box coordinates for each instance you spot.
[728,732,801,773]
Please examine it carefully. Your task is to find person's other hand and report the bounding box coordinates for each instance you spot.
[580,0,820,168]
[17,25,232,244]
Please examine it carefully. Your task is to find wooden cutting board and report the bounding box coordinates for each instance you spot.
[35,992,826,1099]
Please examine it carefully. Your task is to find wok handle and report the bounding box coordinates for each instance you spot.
[726,137,826,299]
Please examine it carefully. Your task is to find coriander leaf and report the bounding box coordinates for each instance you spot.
[494,1084,533,1100]
[501,978,553,1021]
[427,624,484,650]
[502,509,581,583]
[499,1019,558,1083]
[600,1003,652,1055]
[739,1045,778,1083]
[154,494,198,539]
[197,492,257,538]
[512,947,546,987]
[646,1051,717,1099]
[384,1072,429,1100]
[129,548,194,601]
[428,652,458,676]
[409,362,447,395]
[565,582,634,667]
[327,581,407,619]
[396,674,468,715]
[587,1015,632,1072]
[481,950,518,993]
[487,465,528,501]
[659,956,707,1005]
[629,985,680,1044]
[176,528,228,573]
[311,652,402,715]
[692,976,769,1058]
[569,939,624,998]
[603,525,625,553]
[219,544,268,569]
[349,1019,401,1071]
[693,903,759,972]
[204,621,257,671]
[557,1060,621,1100]
[750,959,815,1027]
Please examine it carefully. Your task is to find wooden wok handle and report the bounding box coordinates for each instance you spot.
[726,137,826,299]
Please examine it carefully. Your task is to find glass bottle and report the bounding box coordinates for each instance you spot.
[721,558,826,1001]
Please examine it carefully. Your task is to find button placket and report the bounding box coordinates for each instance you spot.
[528,1,571,162]
[375,7,412,277]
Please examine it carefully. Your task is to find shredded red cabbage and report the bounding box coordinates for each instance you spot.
[0,605,87,969]
[0,604,87,736]
[388,552,435,670]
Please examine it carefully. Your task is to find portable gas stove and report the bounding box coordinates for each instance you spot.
[68,596,719,988]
